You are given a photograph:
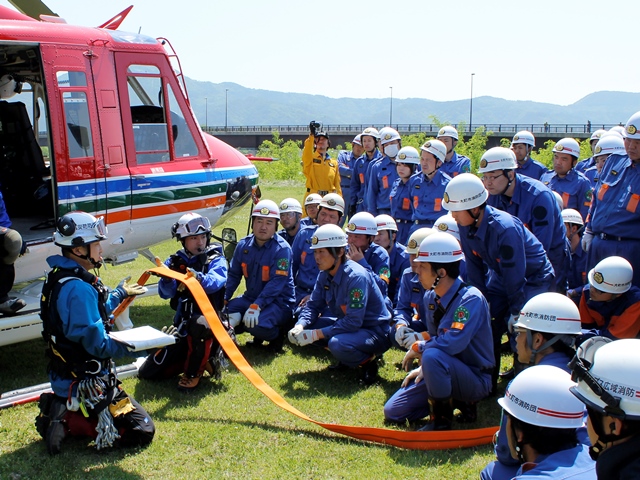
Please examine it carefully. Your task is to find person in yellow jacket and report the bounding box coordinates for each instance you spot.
[303,121,341,198]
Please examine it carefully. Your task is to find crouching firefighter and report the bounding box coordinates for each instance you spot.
[139,212,231,392]
[35,211,154,455]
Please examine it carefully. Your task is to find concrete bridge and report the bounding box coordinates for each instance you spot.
[205,123,620,150]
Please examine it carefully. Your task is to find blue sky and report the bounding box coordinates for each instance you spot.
[2,0,638,106]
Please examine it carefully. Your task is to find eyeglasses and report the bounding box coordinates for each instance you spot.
[481,173,504,184]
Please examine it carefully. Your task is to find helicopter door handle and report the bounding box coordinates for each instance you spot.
[132,174,146,180]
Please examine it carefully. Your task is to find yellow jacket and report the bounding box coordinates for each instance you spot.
[302,134,342,197]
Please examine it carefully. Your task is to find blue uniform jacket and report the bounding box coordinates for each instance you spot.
[389,177,413,221]
[350,150,382,211]
[291,224,319,295]
[349,242,390,297]
[366,155,399,215]
[393,267,426,327]
[488,174,569,283]
[415,278,494,371]
[568,242,587,292]
[588,153,640,239]
[225,234,295,309]
[0,190,10,227]
[513,444,595,479]
[439,151,470,178]
[277,228,297,247]
[583,166,599,187]
[575,156,594,173]
[337,150,356,192]
[459,206,554,315]
[517,157,548,180]
[540,169,592,220]
[298,259,391,338]
[388,242,410,304]
[408,170,451,224]
[45,255,130,397]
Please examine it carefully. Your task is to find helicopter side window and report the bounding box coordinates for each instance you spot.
[166,83,198,158]
[56,72,94,159]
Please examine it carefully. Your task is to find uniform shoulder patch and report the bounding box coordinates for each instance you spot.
[585,190,593,201]
[349,288,364,308]
[276,258,290,275]
[451,305,470,330]
[379,266,391,281]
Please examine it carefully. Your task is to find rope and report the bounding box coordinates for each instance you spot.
[77,377,120,449]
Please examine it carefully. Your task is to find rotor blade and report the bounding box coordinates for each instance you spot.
[8,0,56,19]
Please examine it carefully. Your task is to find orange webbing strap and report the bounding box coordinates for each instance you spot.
[142,267,499,450]
[111,271,152,319]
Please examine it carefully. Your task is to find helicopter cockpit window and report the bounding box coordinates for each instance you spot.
[166,83,198,158]
[56,71,94,159]
[126,69,170,164]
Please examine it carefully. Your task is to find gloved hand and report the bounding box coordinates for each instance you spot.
[394,325,410,345]
[309,120,316,135]
[19,240,27,256]
[288,324,304,345]
[161,325,181,342]
[228,312,242,328]
[582,230,594,252]
[154,256,167,268]
[118,276,148,297]
[507,313,520,334]
[186,267,204,282]
[295,329,319,346]
[242,304,261,328]
[400,330,431,350]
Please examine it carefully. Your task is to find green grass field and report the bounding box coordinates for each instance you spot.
[0,181,508,479]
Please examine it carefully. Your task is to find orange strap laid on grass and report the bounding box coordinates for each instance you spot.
[143,267,499,450]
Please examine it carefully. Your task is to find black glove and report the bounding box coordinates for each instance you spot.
[309,121,316,135]
[348,205,357,219]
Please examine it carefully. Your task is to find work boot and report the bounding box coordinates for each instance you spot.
[177,374,202,392]
[453,399,477,424]
[45,396,68,455]
[418,398,453,431]
[34,392,55,439]
[0,297,26,315]
[327,361,349,371]
[358,356,379,386]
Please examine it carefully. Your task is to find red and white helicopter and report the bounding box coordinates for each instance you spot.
[0,2,258,345]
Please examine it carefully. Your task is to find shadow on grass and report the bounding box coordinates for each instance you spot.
[0,436,148,479]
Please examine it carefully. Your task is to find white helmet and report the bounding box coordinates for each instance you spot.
[594,134,625,158]
[405,228,434,255]
[252,199,280,219]
[172,212,211,240]
[346,212,378,236]
[420,139,447,162]
[588,256,633,294]
[360,127,380,140]
[514,292,582,335]
[415,231,464,264]
[553,138,581,158]
[570,337,640,420]
[304,193,322,206]
[379,127,401,145]
[437,125,459,140]
[434,214,460,241]
[478,147,517,173]
[311,224,347,249]
[396,146,421,165]
[499,365,585,429]
[561,208,583,226]
[375,214,398,232]
[0,74,21,99]
[352,134,362,146]
[279,198,303,214]
[590,129,607,142]
[609,125,626,138]
[54,211,107,247]
[511,131,535,147]
[443,173,488,211]
[319,193,345,215]
[552,191,564,211]
[624,111,640,139]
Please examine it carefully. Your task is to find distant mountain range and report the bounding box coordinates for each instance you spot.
[185,78,640,128]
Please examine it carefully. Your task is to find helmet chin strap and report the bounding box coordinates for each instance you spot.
[499,170,514,196]
[75,244,103,270]
[424,161,442,177]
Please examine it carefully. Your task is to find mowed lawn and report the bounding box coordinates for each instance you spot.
[0,181,507,479]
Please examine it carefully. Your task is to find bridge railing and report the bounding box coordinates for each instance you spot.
[205,123,619,135]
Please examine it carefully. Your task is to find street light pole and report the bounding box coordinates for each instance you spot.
[225,89,229,130]
[205,97,208,131]
[389,86,393,126]
[469,73,475,133]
